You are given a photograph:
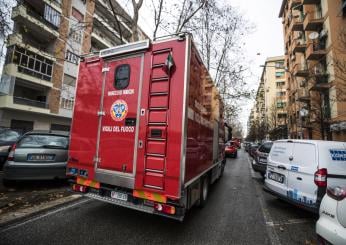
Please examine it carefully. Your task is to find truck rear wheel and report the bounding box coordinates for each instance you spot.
[198,176,209,208]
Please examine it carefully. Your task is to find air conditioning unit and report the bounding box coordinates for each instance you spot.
[339,122,346,130]
[330,124,340,132]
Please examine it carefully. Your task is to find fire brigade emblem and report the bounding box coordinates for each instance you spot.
[110,99,128,121]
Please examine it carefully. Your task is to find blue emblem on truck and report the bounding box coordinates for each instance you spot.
[329,149,346,161]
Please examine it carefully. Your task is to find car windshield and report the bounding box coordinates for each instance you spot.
[0,129,20,142]
[259,143,273,153]
[17,134,69,149]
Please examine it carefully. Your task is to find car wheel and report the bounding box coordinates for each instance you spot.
[3,179,16,187]
[198,176,209,208]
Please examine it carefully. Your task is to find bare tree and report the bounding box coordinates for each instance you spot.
[152,0,164,39]
[131,0,143,41]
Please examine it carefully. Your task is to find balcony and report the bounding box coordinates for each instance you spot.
[12,3,59,43]
[306,42,326,60]
[3,45,54,88]
[303,11,324,31]
[311,72,332,91]
[289,12,304,31]
[292,39,307,53]
[302,0,320,4]
[293,63,309,77]
[296,88,310,102]
[289,0,302,9]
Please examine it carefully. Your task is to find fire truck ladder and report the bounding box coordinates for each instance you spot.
[143,48,172,191]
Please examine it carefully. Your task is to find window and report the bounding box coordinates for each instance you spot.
[44,4,61,28]
[70,30,82,44]
[276,81,285,88]
[12,46,53,81]
[61,97,74,110]
[277,101,286,108]
[17,134,68,149]
[259,143,273,153]
[50,124,70,132]
[276,91,286,97]
[275,71,285,78]
[65,50,79,64]
[115,64,130,89]
[275,61,284,69]
[72,7,84,22]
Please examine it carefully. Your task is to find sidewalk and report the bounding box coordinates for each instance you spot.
[0,171,78,225]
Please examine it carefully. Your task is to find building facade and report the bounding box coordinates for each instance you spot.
[261,56,288,139]
[248,56,288,140]
[279,0,346,140]
[0,0,147,133]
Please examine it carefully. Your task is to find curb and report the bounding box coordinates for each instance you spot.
[0,194,84,228]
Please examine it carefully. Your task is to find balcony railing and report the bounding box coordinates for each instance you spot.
[289,0,302,9]
[6,46,53,82]
[292,38,307,53]
[296,88,310,102]
[306,42,327,60]
[302,0,320,5]
[12,4,60,40]
[293,62,309,77]
[303,11,324,31]
[13,96,49,109]
[289,12,304,31]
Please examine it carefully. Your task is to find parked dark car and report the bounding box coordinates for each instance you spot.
[249,143,260,158]
[225,141,237,158]
[244,142,251,152]
[3,131,69,186]
[252,141,273,176]
[0,128,21,170]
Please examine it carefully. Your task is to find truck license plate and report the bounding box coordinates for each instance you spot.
[111,191,128,201]
[268,172,284,183]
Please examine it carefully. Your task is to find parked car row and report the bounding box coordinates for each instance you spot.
[2,130,69,186]
[246,139,346,244]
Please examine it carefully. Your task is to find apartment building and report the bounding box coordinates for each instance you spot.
[261,56,288,138]
[0,0,147,133]
[279,0,346,140]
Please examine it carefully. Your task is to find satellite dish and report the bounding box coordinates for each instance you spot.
[309,32,319,40]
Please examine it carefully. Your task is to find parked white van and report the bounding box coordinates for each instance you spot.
[264,140,346,213]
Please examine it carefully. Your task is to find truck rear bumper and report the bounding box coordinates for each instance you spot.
[82,190,185,221]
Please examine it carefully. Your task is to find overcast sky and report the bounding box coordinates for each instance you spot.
[129,0,285,136]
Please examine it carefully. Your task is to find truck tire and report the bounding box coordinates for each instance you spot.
[198,176,209,208]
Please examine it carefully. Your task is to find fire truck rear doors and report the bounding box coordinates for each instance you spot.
[94,54,144,189]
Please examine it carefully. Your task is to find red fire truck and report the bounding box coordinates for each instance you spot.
[67,33,226,220]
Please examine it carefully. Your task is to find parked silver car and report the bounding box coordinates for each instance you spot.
[316,186,346,245]
[3,131,69,186]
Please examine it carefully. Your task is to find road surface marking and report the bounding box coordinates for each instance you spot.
[266,218,313,227]
[249,154,282,245]
[0,198,91,233]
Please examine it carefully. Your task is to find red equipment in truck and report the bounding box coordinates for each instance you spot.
[67,33,226,220]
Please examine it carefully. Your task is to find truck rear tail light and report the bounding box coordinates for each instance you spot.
[314,168,327,187]
[327,186,346,201]
[72,184,88,193]
[7,143,16,161]
[154,203,176,215]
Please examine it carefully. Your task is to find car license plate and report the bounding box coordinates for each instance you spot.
[111,191,128,201]
[27,154,55,161]
[268,172,285,183]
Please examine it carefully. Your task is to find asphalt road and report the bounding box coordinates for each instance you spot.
[0,150,317,245]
